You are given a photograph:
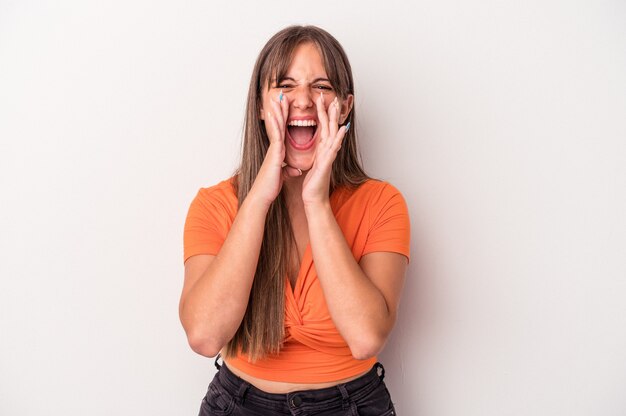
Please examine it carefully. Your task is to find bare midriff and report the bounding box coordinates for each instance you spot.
[223,358,369,394]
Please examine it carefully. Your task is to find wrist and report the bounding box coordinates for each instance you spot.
[244,187,274,212]
[266,142,284,160]
[303,199,332,217]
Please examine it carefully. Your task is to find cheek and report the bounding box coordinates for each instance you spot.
[323,93,342,111]
[260,92,273,117]
[318,96,333,112]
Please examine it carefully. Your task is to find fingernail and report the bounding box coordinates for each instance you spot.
[267,111,271,119]
[345,121,351,132]
[279,90,283,102]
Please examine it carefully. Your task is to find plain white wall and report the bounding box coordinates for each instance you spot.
[1,0,625,415]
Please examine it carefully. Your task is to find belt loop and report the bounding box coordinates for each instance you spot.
[375,362,385,381]
[337,384,350,410]
[338,384,359,415]
[214,353,222,371]
[234,382,250,405]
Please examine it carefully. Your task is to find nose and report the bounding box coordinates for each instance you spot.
[290,85,313,110]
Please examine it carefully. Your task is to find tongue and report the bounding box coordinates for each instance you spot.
[288,126,315,145]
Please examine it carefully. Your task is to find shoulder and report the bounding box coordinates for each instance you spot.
[196,177,237,199]
[344,179,407,206]
[192,177,238,209]
[354,180,410,226]
[186,177,238,223]
[360,179,404,196]
[183,178,238,262]
[332,179,409,224]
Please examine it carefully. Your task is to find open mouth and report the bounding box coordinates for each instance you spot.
[286,119,319,151]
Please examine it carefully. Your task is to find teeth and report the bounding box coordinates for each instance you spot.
[288,120,317,127]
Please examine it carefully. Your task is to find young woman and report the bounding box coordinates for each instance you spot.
[181,25,410,416]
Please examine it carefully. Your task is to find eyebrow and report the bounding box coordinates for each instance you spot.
[278,77,331,84]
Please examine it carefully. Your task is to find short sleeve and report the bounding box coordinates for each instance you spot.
[362,183,411,262]
[183,184,237,264]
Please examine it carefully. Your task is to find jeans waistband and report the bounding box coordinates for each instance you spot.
[213,354,386,412]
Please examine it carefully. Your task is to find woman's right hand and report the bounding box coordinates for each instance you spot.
[248,92,301,207]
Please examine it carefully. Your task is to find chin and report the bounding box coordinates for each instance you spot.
[285,152,314,171]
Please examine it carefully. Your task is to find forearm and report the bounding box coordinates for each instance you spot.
[180,191,270,356]
[305,201,393,359]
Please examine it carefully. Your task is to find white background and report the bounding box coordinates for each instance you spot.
[1,1,625,415]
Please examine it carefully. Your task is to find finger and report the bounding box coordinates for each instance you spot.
[332,125,348,153]
[316,92,329,140]
[280,93,289,125]
[328,96,339,139]
[269,97,285,133]
[266,111,275,142]
[266,111,281,144]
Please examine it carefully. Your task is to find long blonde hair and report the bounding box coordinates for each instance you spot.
[223,25,369,360]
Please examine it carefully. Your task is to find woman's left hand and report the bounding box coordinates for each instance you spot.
[301,93,348,207]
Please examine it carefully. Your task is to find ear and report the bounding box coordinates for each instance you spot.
[339,94,354,124]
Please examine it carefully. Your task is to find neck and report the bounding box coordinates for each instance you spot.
[283,174,305,207]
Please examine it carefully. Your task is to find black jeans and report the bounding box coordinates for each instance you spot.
[198,356,397,416]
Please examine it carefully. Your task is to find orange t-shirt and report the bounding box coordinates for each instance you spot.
[183,178,411,383]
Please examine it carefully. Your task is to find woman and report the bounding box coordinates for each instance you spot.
[181,25,410,415]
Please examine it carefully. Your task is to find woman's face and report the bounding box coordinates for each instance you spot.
[260,42,353,171]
